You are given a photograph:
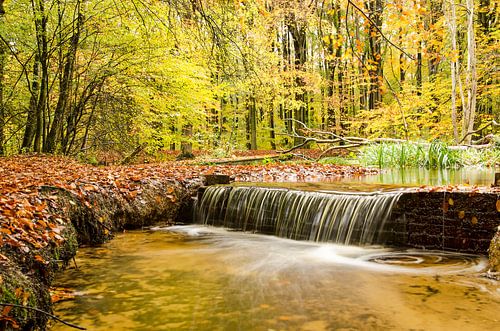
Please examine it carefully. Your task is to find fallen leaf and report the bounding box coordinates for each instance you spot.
[34,255,46,264]
[2,305,13,315]
[14,288,23,298]
[458,211,465,219]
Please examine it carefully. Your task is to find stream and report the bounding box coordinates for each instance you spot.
[52,226,499,331]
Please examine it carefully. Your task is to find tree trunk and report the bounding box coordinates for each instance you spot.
[366,0,384,110]
[246,96,257,150]
[21,60,40,151]
[416,43,422,96]
[0,7,5,155]
[446,0,459,144]
[269,104,276,150]
[180,123,194,158]
[46,9,83,153]
[427,0,442,79]
[24,0,50,153]
[462,0,477,144]
[288,13,307,145]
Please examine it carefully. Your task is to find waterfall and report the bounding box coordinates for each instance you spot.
[195,186,402,246]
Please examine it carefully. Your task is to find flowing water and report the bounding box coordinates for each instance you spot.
[52,227,499,331]
[196,186,402,245]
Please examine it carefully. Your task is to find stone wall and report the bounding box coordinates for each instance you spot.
[386,192,500,254]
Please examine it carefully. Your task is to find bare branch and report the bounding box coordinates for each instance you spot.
[459,120,499,144]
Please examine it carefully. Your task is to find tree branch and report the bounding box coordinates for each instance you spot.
[459,120,499,144]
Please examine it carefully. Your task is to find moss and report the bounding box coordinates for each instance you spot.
[0,265,46,330]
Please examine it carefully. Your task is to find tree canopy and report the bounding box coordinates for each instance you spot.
[0,0,498,159]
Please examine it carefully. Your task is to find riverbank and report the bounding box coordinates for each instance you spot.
[0,155,374,330]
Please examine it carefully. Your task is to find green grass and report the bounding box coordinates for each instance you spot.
[356,141,498,169]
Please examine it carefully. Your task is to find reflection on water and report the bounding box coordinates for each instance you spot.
[52,226,499,331]
[239,167,498,192]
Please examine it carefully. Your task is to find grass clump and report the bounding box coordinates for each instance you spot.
[358,141,461,169]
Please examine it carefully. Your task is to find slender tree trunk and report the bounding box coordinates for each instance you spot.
[427,0,442,79]
[281,23,293,138]
[462,0,477,144]
[446,0,459,144]
[269,103,276,150]
[416,43,422,96]
[366,0,384,110]
[0,12,5,156]
[22,59,40,151]
[246,96,257,150]
[169,124,176,151]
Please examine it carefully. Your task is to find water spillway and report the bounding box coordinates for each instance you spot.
[196,186,402,246]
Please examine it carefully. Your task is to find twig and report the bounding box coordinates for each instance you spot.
[0,303,86,330]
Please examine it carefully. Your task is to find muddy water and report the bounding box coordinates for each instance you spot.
[51,226,499,331]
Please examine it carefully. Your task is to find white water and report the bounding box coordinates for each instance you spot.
[196,186,402,245]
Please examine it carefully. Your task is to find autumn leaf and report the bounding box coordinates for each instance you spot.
[14,288,23,298]
[34,255,46,264]
[2,305,13,315]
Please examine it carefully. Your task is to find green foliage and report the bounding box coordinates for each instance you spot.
[359,141,460,169]
[425,140,460,169]
[457,147,500,167]
[0,0,497,157]
[359,141,500,169]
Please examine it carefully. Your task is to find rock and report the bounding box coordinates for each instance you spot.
[488,227,500,272]
[203,174,231,186]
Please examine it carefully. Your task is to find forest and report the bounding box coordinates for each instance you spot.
[0,2,499,329]
[0,0,498,162]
